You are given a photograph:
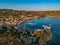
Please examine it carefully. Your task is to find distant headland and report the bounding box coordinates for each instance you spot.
[0,9,60,18]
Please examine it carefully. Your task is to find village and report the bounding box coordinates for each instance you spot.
[0,13,53,45]
[0,9,59,45]
[0,15,39,26]
[0,15,41,45]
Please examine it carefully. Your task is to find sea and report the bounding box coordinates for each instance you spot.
[23,17,60,45]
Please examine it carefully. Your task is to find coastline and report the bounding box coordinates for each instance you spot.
[46,16,60,18]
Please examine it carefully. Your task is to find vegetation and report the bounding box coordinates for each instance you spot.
[0,26,47,45]
[0,9,60,18]
[0,9,58,45]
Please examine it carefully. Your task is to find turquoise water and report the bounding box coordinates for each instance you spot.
[24,17,60,45]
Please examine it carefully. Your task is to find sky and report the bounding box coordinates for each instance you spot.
[0,0,60,11]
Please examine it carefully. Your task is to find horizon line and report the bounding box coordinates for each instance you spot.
[0,8,60,11]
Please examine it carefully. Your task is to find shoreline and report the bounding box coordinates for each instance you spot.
[46,16,60,18]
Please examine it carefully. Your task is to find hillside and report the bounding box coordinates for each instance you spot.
[0,9,60,18]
